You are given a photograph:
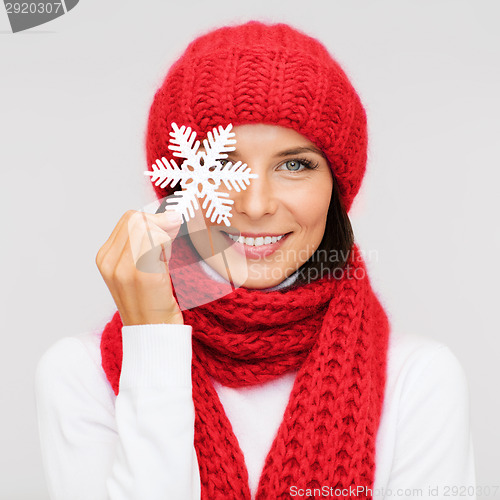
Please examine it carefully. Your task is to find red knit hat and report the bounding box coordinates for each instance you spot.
[145,20,368,213]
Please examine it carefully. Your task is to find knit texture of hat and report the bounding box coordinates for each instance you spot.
[145,20,368,213]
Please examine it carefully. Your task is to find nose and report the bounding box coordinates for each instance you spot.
[231,171,278,220]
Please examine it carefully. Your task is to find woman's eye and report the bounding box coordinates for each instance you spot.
[281,159,316,172]
[208,159,229,172]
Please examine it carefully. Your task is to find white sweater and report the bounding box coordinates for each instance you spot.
[35,266,477,499]
[35,326,477,500]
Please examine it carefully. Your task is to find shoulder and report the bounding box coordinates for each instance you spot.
[386,331,470,402]
[382,331,471,439]
[36,330,104,377]
[35,330,115,403]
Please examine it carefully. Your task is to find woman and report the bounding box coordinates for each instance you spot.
[35,21,476,500]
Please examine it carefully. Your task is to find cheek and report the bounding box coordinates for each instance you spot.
[287,180,332,227]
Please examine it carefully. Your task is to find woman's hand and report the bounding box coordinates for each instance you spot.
[95,210,184,326]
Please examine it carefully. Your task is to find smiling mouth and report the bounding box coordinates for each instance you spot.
[221,231,292,247]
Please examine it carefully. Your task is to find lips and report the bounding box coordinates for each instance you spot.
[221,231,291,259]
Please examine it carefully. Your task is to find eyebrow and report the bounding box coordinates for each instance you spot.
[199,145,327,160]
[273,146,326,159]
[200,145,326,159]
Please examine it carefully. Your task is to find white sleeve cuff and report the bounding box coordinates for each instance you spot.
[120,324,193,389]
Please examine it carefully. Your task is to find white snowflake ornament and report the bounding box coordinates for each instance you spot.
[144,123,258,227]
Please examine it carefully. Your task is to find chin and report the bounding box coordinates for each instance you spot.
[237,275,284,290]
[240,281,275,290]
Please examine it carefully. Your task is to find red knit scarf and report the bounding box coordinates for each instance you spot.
[100,234,390,499]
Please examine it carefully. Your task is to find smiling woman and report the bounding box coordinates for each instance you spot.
[35,19,476,500]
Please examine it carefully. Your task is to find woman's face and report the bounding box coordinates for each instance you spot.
[185,124,333,289]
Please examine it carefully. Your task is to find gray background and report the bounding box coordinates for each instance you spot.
[1,1,499,499]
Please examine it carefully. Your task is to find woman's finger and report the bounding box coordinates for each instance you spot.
[135,227,173,274]
[126,212,181,270]
[96,210,135,268]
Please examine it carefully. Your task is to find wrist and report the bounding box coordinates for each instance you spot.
[164,311,184,325]
[121,310,185,326]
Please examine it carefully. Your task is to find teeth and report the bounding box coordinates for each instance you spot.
[226,233,286,246]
